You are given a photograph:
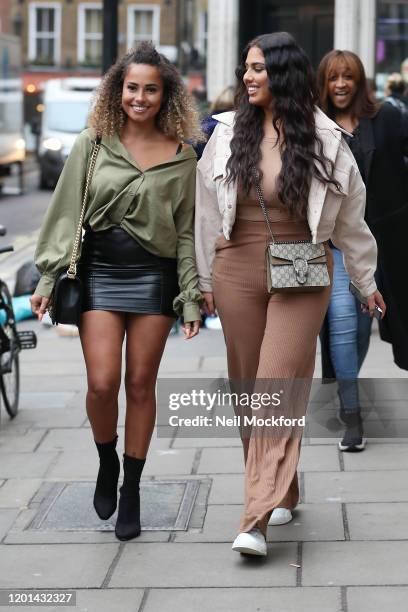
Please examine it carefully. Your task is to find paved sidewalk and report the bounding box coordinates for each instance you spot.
[0,318,407,612]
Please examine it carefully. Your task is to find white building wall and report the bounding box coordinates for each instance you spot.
[207,0,239,102]
[334,0,377,77]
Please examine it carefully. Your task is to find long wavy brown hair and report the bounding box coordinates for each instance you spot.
[226,32,341,219]
[316,50,380,120]
[89,41,203,142]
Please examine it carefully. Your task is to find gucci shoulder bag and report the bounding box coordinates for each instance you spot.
[253,170,330,293]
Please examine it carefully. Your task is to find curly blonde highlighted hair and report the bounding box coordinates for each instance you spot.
[89,41,203,143]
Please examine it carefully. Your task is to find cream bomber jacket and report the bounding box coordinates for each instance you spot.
[194,108,378,297]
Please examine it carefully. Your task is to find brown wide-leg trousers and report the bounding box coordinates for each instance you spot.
[213,212,333,537]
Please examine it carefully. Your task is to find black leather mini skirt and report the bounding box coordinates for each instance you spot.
[78,226,179,317]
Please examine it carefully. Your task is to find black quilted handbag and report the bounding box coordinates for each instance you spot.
[49,136,101,325]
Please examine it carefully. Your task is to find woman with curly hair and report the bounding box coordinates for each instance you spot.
[195,32,384,557]
[31,42,203,541]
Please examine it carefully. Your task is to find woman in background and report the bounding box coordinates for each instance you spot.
[194,85,235,160]
[317,50,408,451]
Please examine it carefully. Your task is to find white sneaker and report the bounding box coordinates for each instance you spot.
[268,508,293,526]
[231,528,267,556]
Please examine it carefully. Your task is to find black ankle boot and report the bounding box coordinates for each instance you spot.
[93,435,120,520]
[115,454,146,541]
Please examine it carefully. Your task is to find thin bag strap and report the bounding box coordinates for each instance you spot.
[252,168,276,244]
[67,135,101,278]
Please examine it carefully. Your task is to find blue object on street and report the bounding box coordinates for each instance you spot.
[0,294,35,324]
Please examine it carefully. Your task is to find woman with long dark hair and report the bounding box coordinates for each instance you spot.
[31,42,202,541]
[195,33,384,557]
[316,50,408,451]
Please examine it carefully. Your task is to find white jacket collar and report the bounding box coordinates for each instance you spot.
[212,107,352,138]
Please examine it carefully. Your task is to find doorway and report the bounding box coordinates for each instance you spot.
[239,0,334,68]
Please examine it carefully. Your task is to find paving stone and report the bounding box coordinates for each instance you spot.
[0,509,20,539]
[21,362,87,376]
[175,502,343,543]
[36,427,170,452]
[158,357,201,373]
[298,445,340,472]
[347,586,408,612]
[144,587,342,612]
[267,504,344,542]
[43,449,99,480]
[172,436,242,448]
[198,444,340,475]
[304,470,408,503]
[19,392,76,410]
[37,428,103,452]
[347,502,408,540]
[308,437,408,445]
[0,543,118,588]
[4,527,169,545]
[200,356,228,371]
[0,421,30,436]
[0,452,58,479]
[45,447,196,479]
[208,474,245,505]
[302,541,408,585]
[143,448,197,476]
[198,448,244,474]
[14,408,86,428]
[343,443,408,471]
[0,430,46,452]
[69,589,144,612]
[142,433,172,451]
[175,504,242,542]
[109,542,298,588]
[0,479,42,508]
[22,376,88,393]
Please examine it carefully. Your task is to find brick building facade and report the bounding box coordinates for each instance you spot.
[0,0,14,34]
[14,0,207,75]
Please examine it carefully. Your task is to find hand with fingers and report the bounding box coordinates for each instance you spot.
[362,290,387,319]
[201,292,216,316]
[30,294,50,321]
[182,319,201,340]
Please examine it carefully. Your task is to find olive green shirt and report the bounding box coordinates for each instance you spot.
[34,128,202,322]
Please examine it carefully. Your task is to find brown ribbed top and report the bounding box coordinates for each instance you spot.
[237,135,311,240]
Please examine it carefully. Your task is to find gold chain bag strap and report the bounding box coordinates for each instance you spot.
[253,169,330,293]
[49,136,101,325]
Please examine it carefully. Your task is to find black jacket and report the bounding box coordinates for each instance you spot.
[321,103,408,374]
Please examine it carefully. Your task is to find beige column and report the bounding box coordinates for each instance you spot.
[207,0,239,102]
[334,0,377,78]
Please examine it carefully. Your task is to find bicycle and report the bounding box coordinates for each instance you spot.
[0,225,37,419]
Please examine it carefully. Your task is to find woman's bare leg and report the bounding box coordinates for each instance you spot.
[123,313,174,458]
[79,310,126,443]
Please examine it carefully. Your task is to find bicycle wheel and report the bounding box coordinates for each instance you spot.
[0,282,20,418]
